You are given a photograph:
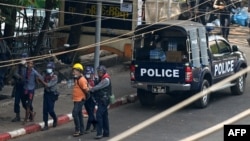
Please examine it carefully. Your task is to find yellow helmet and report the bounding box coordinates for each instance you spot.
[73,63,84,71]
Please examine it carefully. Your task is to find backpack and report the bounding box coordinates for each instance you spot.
[76,76,90,100]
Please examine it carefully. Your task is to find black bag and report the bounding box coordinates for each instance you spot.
[50,90,60,101]
[55,90,60,101]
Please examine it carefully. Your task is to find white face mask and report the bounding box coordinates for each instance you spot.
[21,60,26,65]
[73,75,78,78]
[46,68,53,74]
[85,74,91,79]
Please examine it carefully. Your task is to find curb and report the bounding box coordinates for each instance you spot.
[0,94,137,141]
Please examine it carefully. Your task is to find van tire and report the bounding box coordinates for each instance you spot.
[137,89,155,106]
[194,80,210,108]
[231,68,246,95]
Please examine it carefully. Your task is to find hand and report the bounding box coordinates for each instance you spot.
[89,88,94,92]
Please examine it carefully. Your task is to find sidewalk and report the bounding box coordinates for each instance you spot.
[212,24,249,48]
[0,64,137,141]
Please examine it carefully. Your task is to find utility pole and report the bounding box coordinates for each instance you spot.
[93,0,123,72]
[94,0,102,72]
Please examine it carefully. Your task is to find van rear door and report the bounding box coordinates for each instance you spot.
[134,61,186,83]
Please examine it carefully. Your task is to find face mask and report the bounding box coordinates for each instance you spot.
[73,75,78,78]
[46,68,53,74]
[85,74,91,79]
[21,60,26,65]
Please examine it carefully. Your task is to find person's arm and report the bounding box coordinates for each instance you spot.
[78,77,89,94]
[213,0,219,9]
[13,66,21,79]
[90,78,110,92]
[47,75,58,87]
[228,0,236,11]
[32,68,43,81]
[213,0,224,10]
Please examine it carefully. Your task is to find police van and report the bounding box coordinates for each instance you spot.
[130,20,248,108]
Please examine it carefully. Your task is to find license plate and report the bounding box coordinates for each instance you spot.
[152,86,166,93]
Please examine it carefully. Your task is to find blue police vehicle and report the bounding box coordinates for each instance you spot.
[130,20,248,108]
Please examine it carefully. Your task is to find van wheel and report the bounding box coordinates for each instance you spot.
[137,89,155,106]
[231,68,246,95]
[194,80,210,108]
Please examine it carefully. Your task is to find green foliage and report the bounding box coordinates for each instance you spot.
[0,0,60,24]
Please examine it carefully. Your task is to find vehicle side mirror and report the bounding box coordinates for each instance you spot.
[232,45,239,52]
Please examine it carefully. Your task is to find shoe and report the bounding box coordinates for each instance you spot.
[41,126,49,131]
[22,119,28,125]
[91,127,96,132]
[103,134,109,137]
[84,129,90,134]
[73,131,83,137]
[53,120,57,127]
[11,117,21,122]
[94,135,103,139]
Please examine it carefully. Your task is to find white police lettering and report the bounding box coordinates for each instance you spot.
[140,68,179,77]
[214,60,234,76]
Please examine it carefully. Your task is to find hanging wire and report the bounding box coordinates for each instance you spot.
[0,0,248,68]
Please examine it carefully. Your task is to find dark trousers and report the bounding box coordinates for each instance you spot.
[72,101,85,133]
[220,13,231,40]
[13,83,26,114]
[84,97,96,130]
[197,10,206,25]
[96,101,109,136]
[23,89,34,111]
[43,93,57,126]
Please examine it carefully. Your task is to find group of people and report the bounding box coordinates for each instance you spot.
[11,53,44,124]
[71,63,111,139]
[186,0,241,40]
[11,53,112,139]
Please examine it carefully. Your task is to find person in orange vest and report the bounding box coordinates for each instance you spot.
[71,63,89,137]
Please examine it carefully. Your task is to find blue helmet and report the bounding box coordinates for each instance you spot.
[96,65,106,74]
[47,62,55,69]
[21,53,28,58]
[84,66,94,74]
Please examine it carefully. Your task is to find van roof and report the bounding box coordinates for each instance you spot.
[135,20,205,35]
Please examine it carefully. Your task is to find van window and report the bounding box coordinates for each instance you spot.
[216,40,231,54]
[209,40,219,54]
[134,36,188,62]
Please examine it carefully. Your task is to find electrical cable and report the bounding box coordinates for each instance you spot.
[0,0,247,68]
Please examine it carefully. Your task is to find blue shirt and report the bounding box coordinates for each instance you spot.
[150,48,166,62]
[24,68,43,90]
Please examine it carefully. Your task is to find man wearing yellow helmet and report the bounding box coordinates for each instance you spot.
[71,63,89,137]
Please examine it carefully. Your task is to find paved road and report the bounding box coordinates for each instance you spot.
[9,88,250,141]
